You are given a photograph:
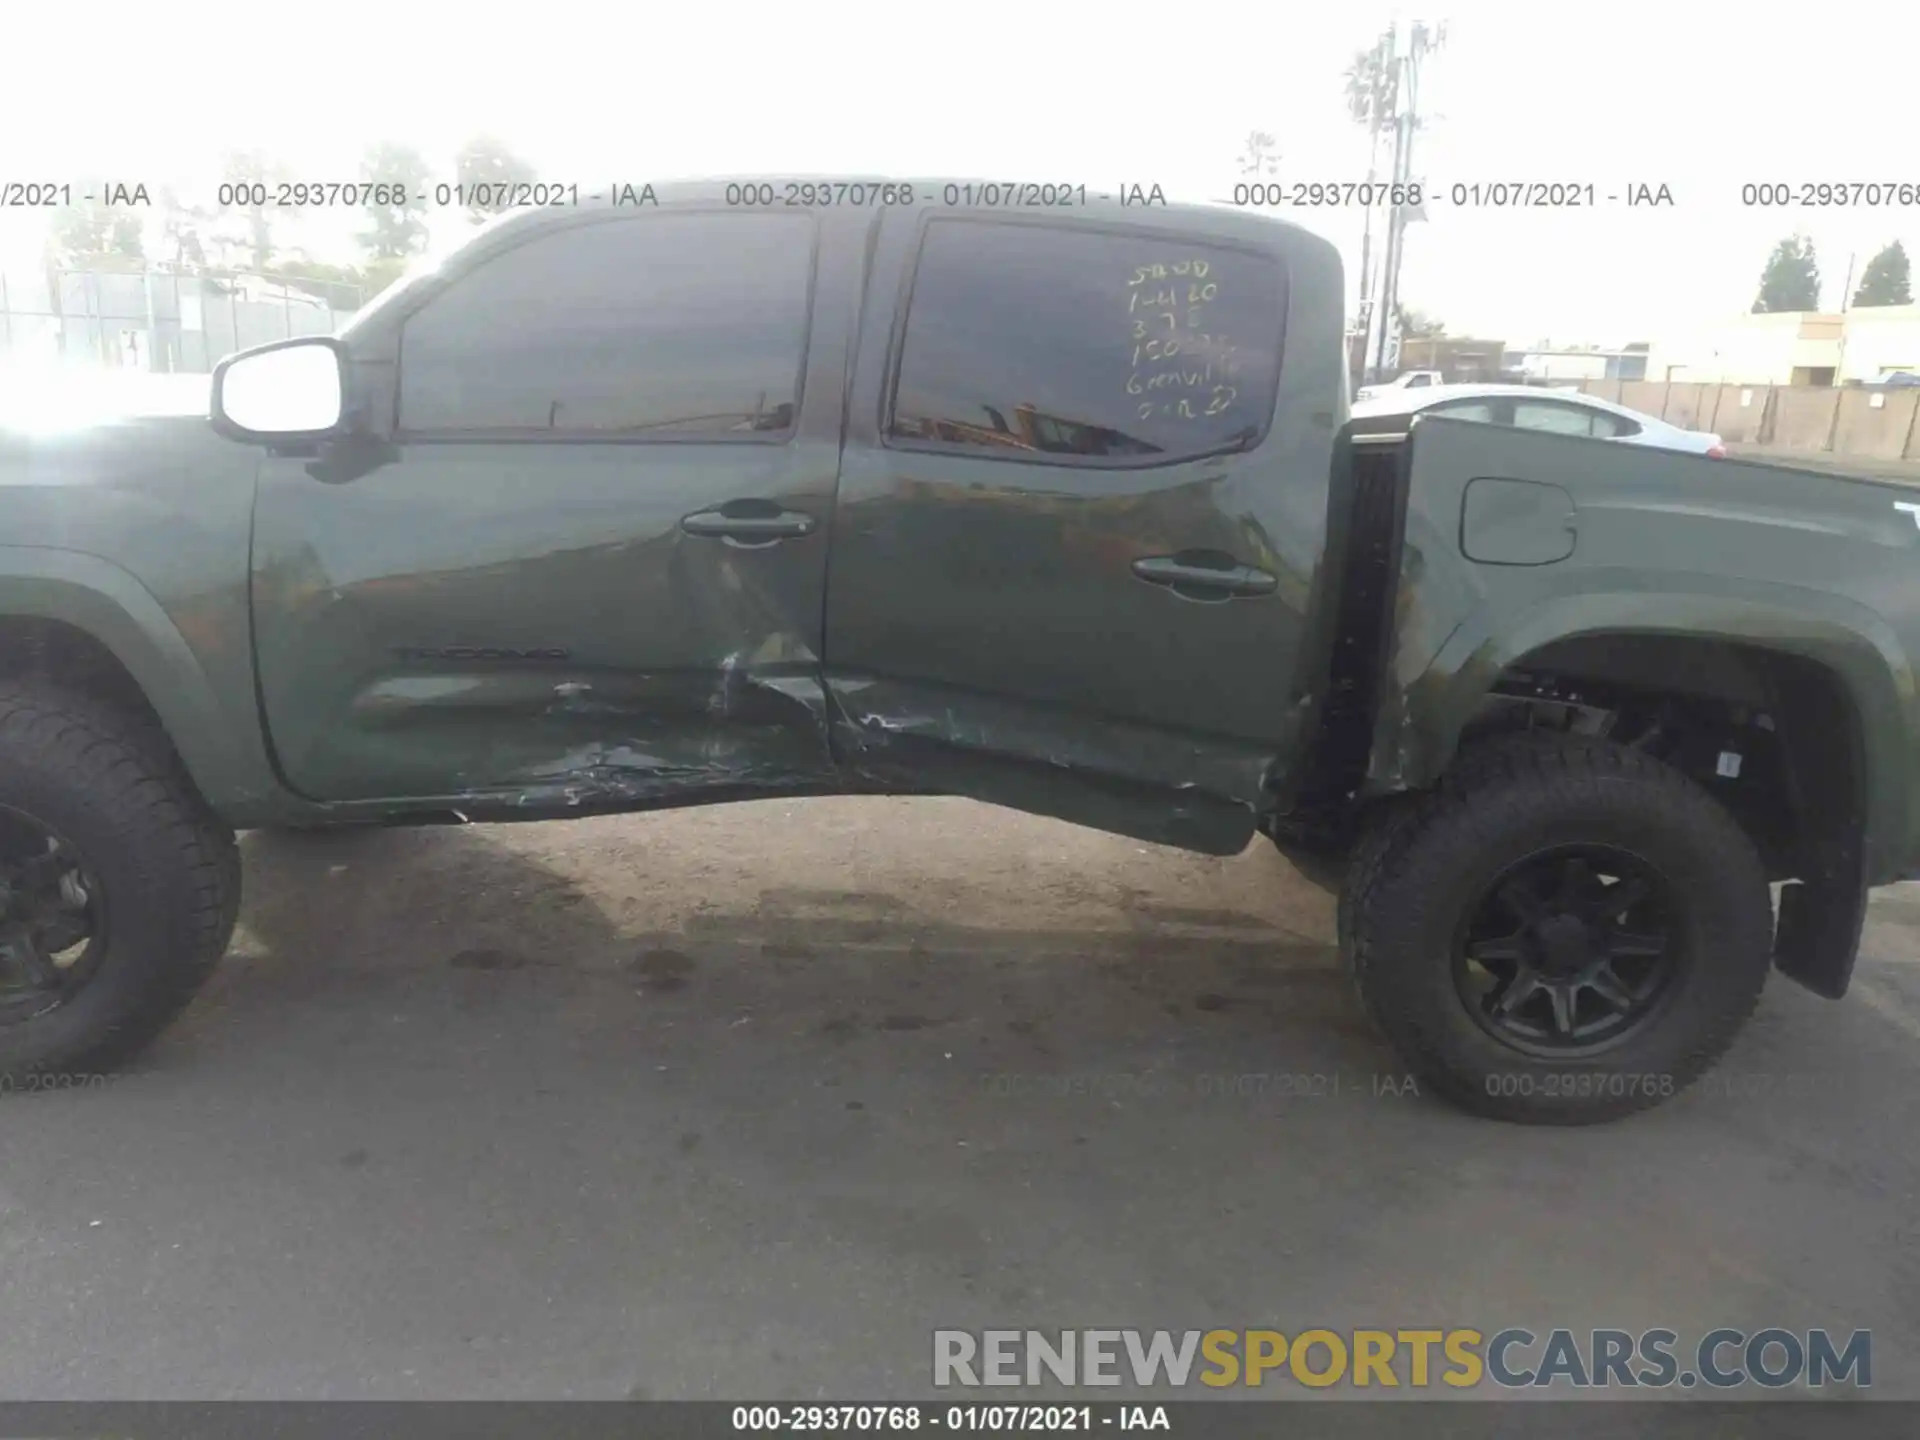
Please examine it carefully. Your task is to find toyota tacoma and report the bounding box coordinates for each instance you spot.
[0,178,1909,1123]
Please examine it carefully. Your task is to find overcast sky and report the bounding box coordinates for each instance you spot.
[0,0,1908,346]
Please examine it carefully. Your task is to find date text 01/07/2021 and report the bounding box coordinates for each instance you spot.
[1230,180,1677,208]
[729,1404,1171,1432]
[1437,181,1674,207]
[186,180,1173,210]
[206,180,599,210]
[718,182,1171,208]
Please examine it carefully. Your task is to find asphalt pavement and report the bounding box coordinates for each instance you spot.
[3,798,1917,1400]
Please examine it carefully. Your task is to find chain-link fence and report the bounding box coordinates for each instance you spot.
[0,266,362,374]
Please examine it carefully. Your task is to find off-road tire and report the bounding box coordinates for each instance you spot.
[1345,732,1774,1124]
[0,682,240,1087]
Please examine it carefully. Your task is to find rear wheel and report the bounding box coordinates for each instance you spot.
[1345,733,1774,1123]
[0,683,238,1088]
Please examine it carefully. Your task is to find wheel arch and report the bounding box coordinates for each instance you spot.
[1369,594,1910,887]
[0,550,275,818]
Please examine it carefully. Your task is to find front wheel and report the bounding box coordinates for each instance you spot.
[1344,733,1774,1124]
[0,684,239,1088]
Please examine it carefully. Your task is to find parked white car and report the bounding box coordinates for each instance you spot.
[1349,383,1726,457]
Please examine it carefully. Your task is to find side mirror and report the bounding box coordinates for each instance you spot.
[211,336,347,441]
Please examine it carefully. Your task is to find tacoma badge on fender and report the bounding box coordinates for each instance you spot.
[392,646,573,662]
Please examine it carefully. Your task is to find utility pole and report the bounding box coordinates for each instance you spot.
[1368,18,1443,382]
[1353,30,1392,379]
[1834,249,1857,387]
[1374,47,1413,379]
[1362,20,1402,382]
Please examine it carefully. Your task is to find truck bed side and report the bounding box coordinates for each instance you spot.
[1367,416,1920,888]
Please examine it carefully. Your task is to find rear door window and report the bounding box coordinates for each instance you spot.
[1512,400,1600,437]
[888,218,1287,464]
[1585,409,1642,438]
[1429,399,1497,423]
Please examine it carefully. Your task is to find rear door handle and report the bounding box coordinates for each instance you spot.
[1131,552,1278,601]
[681,502,817,548]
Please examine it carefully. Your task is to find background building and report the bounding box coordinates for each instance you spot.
[1392,335,1505,381]
[1641,310,1920,387]
[1501,344,1649,382]
[1834,304,1920,383]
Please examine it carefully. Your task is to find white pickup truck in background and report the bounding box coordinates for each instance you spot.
[1355,369,1443,401]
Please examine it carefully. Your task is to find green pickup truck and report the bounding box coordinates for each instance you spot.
[0,179,1910,1123]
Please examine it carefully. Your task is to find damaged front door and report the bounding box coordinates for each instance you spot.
[250,209,853,805]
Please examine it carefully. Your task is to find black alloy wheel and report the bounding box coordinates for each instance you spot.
[1453,845,1683,1056]
[0,809,106,1026]
[1342,732,1776,1123]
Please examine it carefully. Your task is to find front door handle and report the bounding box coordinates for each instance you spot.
[1131,551,1278,602]
[681,501,817,548]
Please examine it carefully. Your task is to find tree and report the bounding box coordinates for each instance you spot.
[358,141,433,261]
[156,185,214,270]
[266,256,368,310]
[455,135,539,224]
[1853,241,1912,308]
[47,191,146,269]
[357,254,412,302]
[268,256,411,310]
[1238,131,1281,179]
[1344,34,1398,134]
[1396,305,1445,338]
[221,149,289,272]
[1752,235,1821,313]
